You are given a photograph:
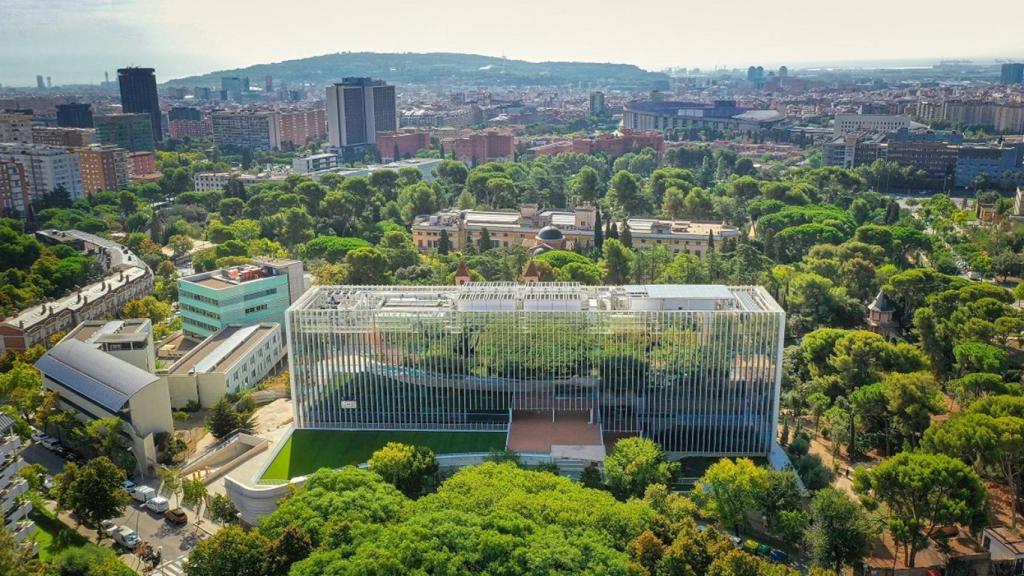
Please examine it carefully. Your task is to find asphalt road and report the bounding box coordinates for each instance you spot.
[22,440,209,571]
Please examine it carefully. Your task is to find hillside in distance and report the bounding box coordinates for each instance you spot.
[166,51,669,88]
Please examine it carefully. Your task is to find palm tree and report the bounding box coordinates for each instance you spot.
[181,477,210,534]
[159,467,182,509]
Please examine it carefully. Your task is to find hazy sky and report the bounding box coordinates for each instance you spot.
[2,0,1024,86]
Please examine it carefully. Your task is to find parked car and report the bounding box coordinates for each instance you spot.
[122,480,136,494]
[742,540,759,553]
[39,438,58,451]
[42,475,54,492]
[146,496,169,513]
[113,527,141,549]
[100,520,118,538]
[164,508,188,526]
[756,544,771,556]
[131,486,156,503]
[768,549,789,563]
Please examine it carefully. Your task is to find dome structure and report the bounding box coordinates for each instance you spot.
[536,226,564,242]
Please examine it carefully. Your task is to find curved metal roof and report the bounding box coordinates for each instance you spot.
[35,339,158,413]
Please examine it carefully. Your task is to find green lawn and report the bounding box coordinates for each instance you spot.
[261,429,507,481]
[30,505,91,560]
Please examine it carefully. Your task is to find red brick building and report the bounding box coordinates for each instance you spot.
[168,118,213,140]
[76,144,130,195]
[376,129,431,161]
[128,151,161,182]
[276,109,325,149]
[32,127,95,147]
[442,130,515,164]
[530,130,665,158]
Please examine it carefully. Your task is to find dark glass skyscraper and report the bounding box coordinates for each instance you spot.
[117,67,162,141]
[56,103,93,128]
[325,77,397,148]
[1001,63,1024,85]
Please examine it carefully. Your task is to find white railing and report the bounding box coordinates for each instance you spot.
[12,520,35,543]
[4,500,32,526]
[0,458,26,487]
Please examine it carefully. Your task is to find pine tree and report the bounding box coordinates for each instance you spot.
[478,227,492,251]
[620,222,633,249]
[580,462,604,489]
[438,229,451,255]
[206,398,240,439]
[608,222,619,240]
[393,144,401,162]
[593,207,604,251]
[439,143,445,159]
[707,230,715,252]
[884,200,900,224]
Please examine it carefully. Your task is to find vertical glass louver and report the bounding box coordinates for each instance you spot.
[287,284,784,455]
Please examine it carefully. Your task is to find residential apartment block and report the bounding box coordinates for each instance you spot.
[76,144,130,195]
[211,110,281,151]
[1,413,35,550]
[32,126,95,147]
[0,143,84,208]
[529,130,665,159]
[0,111,33,144]
[168,118,213,140]
[441,130,514,164]
[376,129,431,161]
[276,108,326,149]
[128,151,160,182]
[0,230,152,353]
[0,159,31,217]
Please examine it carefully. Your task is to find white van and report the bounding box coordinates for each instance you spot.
[146,496,169,513]
[113,527,140,549]
[131,486,156,503]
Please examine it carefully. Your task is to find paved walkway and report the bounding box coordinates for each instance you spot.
[507,410,602,453]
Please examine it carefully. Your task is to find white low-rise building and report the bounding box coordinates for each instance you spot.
[162,323,285,408]
[35,331,173,478]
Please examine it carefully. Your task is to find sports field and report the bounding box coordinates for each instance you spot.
[260,429,507,481]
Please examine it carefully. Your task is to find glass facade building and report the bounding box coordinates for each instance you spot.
[287,283,785,456]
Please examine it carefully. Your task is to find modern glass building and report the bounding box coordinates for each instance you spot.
[178,260,304,340]
[287,283,785,456]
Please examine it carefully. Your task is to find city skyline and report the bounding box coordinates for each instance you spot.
[2,0,1024,86]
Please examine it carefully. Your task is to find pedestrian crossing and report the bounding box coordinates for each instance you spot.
[159,555,187,576]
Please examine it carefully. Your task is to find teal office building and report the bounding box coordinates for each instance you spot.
[179,260,304,340]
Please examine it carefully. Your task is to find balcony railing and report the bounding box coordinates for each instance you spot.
[0,458,26,486]
[4,500,31,527]
[0,435,21,461]
[1,478,28,513]
[12,520,35,543]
